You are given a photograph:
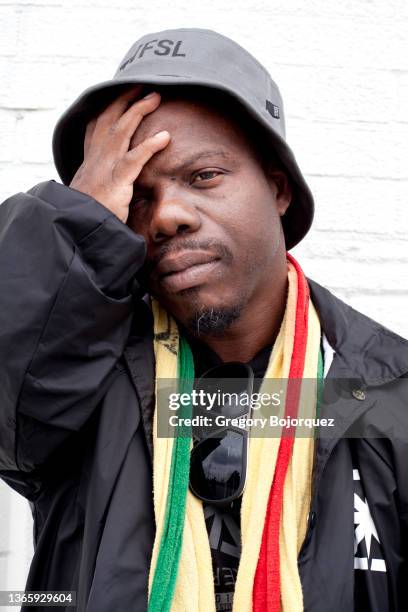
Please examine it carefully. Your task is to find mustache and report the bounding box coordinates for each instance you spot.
[141,239,233,280]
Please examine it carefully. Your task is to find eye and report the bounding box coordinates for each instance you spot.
[192,170,222,184]
[130,195,149,209]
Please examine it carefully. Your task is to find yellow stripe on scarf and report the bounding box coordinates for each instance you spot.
[149,260,321,612]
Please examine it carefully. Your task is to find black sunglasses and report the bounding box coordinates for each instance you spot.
[189,362,254,506]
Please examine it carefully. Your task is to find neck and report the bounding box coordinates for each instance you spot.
[189,255,289,363]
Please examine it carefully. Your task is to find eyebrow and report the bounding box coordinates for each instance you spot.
[166,149,233,175]
[132,148,235,191]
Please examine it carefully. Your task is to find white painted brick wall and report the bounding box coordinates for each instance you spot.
[0,0,407,600]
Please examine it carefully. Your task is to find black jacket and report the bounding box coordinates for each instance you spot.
[1,181,408,611]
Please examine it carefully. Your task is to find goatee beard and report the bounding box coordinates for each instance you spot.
[186,303,244,337]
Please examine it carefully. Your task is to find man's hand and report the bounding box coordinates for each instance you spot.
[69,86,170,223]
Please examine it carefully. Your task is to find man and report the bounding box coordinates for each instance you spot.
[0,28,407,612]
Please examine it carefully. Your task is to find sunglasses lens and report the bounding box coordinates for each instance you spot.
[189,430,246,503]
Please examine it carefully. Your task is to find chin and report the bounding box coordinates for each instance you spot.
[162,287,247,337]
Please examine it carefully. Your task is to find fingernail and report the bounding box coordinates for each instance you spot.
[144,91,158,100]
[153,130,169,140]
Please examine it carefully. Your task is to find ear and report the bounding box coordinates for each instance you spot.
[267,170,292,217]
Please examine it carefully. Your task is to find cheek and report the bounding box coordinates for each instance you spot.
[126,209,150,240]
[220,189,281,250]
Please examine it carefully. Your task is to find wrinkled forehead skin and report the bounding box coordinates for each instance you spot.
[127,85,271,170]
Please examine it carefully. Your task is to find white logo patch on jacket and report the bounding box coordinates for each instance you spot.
[353,468,386,572]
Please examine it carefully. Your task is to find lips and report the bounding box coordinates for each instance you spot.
[157,251,219,276]
[155,251,221,293]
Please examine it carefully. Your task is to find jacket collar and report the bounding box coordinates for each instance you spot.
[129,279,408,389]
[127,280,408,389]
[307,278,408,387]
[124,280,408,461]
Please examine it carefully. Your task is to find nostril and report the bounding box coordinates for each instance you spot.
[177,224,190,234]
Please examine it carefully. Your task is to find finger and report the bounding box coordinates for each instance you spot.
[119,91,161,127]
[92,91,161,156]
[83,118,97,157]
[94,92,162,157]
[95,85,144,130]
[107,84,144,116]
[114,130,171,185]
[112,92,163,154]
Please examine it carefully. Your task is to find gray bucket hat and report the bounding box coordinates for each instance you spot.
[52,28,314,250]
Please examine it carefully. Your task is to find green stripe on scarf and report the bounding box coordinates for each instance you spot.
[148,334,194,612]
[315,346,324,420]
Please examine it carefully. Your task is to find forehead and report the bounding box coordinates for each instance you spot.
[129,96,253,154]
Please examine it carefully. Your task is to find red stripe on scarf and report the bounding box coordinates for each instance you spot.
[253,254,310,612]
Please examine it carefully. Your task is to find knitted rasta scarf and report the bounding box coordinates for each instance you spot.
[148,254,323,612]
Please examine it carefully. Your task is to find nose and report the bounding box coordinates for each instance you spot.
[148,186,201,243]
